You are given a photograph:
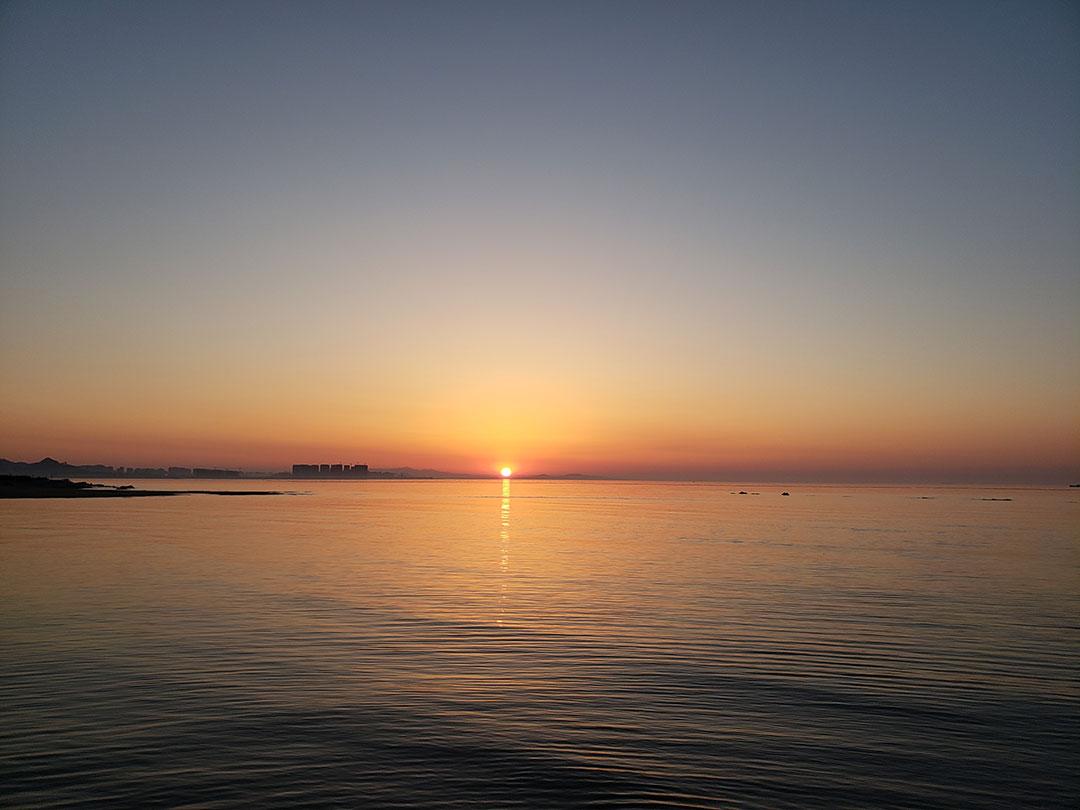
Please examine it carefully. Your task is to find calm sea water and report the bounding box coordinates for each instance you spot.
[1,481,1077,807]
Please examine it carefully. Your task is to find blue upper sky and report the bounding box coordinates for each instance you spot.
[1,1,1077,479]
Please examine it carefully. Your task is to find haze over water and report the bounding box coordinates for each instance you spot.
[2,481,1077,807]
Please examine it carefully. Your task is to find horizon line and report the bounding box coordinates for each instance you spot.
[1,455,1076,487]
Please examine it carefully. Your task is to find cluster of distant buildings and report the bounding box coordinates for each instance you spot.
[82,466,242,479]
[291,463,372,478]
[0,457,244,479]
[168,467,241,479]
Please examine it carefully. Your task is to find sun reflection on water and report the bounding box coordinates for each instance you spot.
[497,477,510,624]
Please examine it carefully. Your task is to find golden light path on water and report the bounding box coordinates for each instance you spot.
[499,477,511,625]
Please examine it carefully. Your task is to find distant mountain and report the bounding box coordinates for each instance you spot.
[0,457,120,477]
[526,473,605,480]
[374,467,486,479]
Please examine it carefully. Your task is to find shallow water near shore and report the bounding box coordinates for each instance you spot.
[2,480,1078,807]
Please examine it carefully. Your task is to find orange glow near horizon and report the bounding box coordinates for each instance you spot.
[0,338,1078,482]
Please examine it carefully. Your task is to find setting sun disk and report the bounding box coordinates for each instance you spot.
[500,467,512,478]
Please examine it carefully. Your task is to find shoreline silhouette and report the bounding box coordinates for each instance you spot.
[0,475,285,499]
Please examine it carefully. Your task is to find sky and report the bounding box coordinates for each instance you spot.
[1,0,1078,481]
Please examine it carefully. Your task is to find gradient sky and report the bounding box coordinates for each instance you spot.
[1,0,1078,481]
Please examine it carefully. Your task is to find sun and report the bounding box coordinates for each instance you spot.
[500,467,512,478]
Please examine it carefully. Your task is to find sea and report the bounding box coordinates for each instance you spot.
[1,480,1077,807]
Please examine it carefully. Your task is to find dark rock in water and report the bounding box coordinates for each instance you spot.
[981,497,1012,501]
[738,491,748,495]
[781,492,790,496]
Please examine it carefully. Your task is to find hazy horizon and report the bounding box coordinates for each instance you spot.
[2,1,1078,482]
[1,451,1076,486]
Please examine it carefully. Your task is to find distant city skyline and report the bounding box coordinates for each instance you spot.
[1,1,1077,483]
